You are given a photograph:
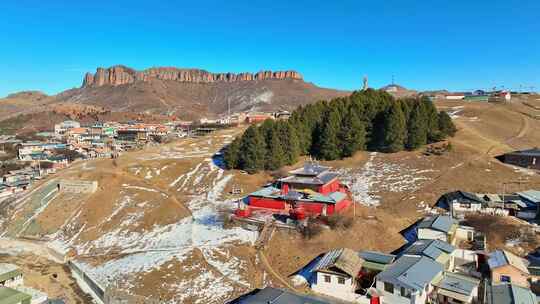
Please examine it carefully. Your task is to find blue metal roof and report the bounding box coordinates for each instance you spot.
[486,283,536,304]
[227,287,332,304]
[418,215,456,233]
[359,251,396,264]
[400,239,455,261]
[517,190,540,204]
[376,255,443,291]
[433,272,480,296]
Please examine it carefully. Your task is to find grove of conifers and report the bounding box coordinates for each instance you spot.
[224,89,457,173]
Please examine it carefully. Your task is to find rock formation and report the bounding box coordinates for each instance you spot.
[82,65,303,87]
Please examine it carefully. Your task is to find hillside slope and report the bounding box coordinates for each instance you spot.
[1,97,540,303]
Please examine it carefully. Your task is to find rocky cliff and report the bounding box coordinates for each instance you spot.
[82,65,303,87]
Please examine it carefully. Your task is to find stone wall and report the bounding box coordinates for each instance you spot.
[59,180,98,194]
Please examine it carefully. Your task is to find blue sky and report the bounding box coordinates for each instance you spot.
[1,0,539,97]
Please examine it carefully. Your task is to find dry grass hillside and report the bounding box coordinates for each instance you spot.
[1,96,540,302]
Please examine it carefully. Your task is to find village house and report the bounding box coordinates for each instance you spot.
[245,112,274,124]
[488,250,530,287]
[227,286,333,304]
[0,264,23,288]
[501,148,540,170]
[0,286,32,304]
[358,251,396,275]
[17,142,67,161]
[310,248,364,302]
[238,163,351,219]
[53,120,80,138]
[416,215,457,243]
[485,282,536,304]
[375,255,443,304]
[431,271,480,304]
[398,239,455,270]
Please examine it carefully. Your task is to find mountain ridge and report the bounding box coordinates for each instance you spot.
[82,65,303,87]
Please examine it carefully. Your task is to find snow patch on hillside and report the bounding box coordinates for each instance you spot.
[341,153,437,207]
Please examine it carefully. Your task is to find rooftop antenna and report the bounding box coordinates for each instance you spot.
[391,75,395,85]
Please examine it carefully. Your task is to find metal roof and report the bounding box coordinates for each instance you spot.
[506,148,540,157]
[486,283,536,304]
[313,248,364,278]
[488,250,529,274]
[375,255,443,291]
[401,239,455,261]
[0,264,20,284]
[432,272,480,296]
[289,163,331,176]
[359,251,396,265]
[248,187,347,205]
[279,172,339,186]
[0,287,31,304]
[418,215,456,234]
[227,287,332,304]
[517,190,540,204]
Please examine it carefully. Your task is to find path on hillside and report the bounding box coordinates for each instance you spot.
[397,105,528,207]
[257,250,298,291]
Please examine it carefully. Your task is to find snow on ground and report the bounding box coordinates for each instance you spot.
[49,156,256,302]
[341,153,437,207]
[122,184,160,193]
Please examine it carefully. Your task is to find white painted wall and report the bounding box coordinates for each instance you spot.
[376,280,428,304]
[517,211,537,220]
[418,228,447,242]
[312,271,358,302]
[451,202,483,213]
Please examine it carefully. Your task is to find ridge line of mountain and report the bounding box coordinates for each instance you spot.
[83,65,303,87]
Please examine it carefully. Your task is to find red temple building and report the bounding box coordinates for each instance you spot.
[237,163,352,219]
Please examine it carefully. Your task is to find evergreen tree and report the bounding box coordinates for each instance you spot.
[423,98,440,142]
[438,111,457,137]
[238,126,266,173]
[223,137,241,169]
[339,109,366,157]
[316,108,341,160]
[406,102,428,150]
[264,126,286,170]
[383,102,407,152]
[278,121,301,165]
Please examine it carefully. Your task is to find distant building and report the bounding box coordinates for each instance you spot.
[445,93,466,100]
[54,120,80,138]
[246,113,274,124]
[501,148,540,170]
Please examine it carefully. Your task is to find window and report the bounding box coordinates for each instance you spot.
[384,282,394,294]
[338,277,346,284]
[501,275,511,283]
[400,287,411,299]
[324,275,331,283]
